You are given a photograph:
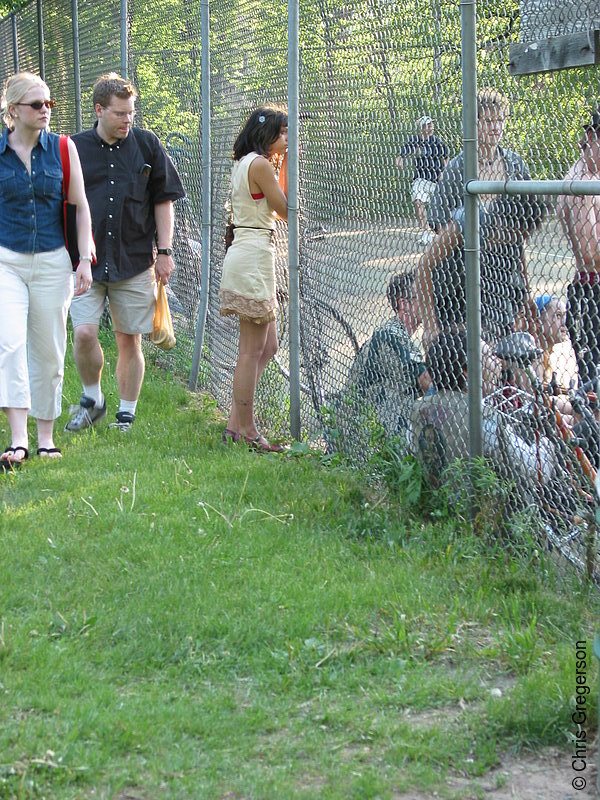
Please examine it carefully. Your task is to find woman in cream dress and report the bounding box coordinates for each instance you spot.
[219,105,288,451]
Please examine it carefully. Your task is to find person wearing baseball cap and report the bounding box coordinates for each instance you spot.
[396,115,449,245]
[416,115,434,128]
[534,294,569,384]
[558,106,600,386]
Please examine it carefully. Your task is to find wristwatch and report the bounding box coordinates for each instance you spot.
[157,247,173,256]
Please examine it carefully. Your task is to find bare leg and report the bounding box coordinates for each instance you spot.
[1,407,28,463]
[36,417,61,457]
[227,319,271,438]
[73,324,104,386]
[414,199,428,232]
[256,320,278,383]
[114,332,145,402]
[228,320,278,434]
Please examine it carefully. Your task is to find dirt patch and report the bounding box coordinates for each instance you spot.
[114,790,151,800]
[394,744,599,799]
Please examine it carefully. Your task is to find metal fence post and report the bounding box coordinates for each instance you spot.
[71,0,82,132]
[288,0,300,439]
[189,0,211,391]
[11,14,19,72]
[460,0,483,460]
[120,0,128,78]
[37,0,45,80]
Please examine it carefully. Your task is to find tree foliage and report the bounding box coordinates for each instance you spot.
[0,0,27,14]
[0,0,596,217]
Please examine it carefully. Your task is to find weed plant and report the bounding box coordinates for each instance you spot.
[0,331,598,798]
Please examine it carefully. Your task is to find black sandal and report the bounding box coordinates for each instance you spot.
[37,447,62,458]
[0,446,29,471]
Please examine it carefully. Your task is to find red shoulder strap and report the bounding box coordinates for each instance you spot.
[59,134,70,199]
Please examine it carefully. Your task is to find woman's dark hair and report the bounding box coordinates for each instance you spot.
[425,330,468,392]
[233,105,288,160]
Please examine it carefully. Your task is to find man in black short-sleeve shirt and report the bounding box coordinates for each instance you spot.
[65,73,184,433]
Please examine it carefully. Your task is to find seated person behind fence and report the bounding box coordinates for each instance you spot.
[347,272,432,436]
[534,294,570,384]
[505,295,574,418]
[410,331,554,487]
[419,88,542,347]
[535,294,596,447]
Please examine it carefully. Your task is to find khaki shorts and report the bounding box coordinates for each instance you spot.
[70,267,157,334]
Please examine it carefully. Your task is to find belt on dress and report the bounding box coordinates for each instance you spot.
[232,225,274,241]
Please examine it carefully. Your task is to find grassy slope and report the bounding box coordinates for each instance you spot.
[0,333,598,799]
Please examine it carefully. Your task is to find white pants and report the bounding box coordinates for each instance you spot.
[0,245,73,420]
[411,178,437,205]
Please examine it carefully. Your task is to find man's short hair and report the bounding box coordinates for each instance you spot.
[425,330,468,392]
[92,72,137,108]
[476,87,509,121]
[386,272,415,313]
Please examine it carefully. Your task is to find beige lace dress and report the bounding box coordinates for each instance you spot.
[219,152,277,324]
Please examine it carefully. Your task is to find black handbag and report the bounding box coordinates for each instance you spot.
[225,222,235,252]
[225,222,273,252]
[59,135,80,268]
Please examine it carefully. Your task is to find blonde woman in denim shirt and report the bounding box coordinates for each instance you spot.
[0,72,93,468]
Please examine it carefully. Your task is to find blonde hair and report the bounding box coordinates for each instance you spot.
[2,72,49,129]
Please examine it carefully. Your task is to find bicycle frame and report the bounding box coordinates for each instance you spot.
[525,364,597,488]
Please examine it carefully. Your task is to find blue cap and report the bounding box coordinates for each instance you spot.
[535,294,554,315]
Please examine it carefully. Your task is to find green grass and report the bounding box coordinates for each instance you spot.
[0,331,598,799]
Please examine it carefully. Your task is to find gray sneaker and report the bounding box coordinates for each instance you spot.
[64,395,107,432]
[109,411,136,432]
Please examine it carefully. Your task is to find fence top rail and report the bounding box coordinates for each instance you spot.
[466,179,600,197]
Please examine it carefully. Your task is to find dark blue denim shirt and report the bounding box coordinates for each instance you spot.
[0,128,65,253]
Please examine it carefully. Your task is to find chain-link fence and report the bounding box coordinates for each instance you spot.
[2,0,600,580]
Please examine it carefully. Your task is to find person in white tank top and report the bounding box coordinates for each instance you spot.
[219,105,288,452]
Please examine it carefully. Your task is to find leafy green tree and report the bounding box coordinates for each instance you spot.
[1,0,596,213]
[0,0,27,14]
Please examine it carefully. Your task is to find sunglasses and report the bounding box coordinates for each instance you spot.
[15,99,55,110]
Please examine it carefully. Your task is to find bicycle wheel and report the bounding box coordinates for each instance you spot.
[299,297,360,415]
[495,400,599,581]
[540,438,599,581]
